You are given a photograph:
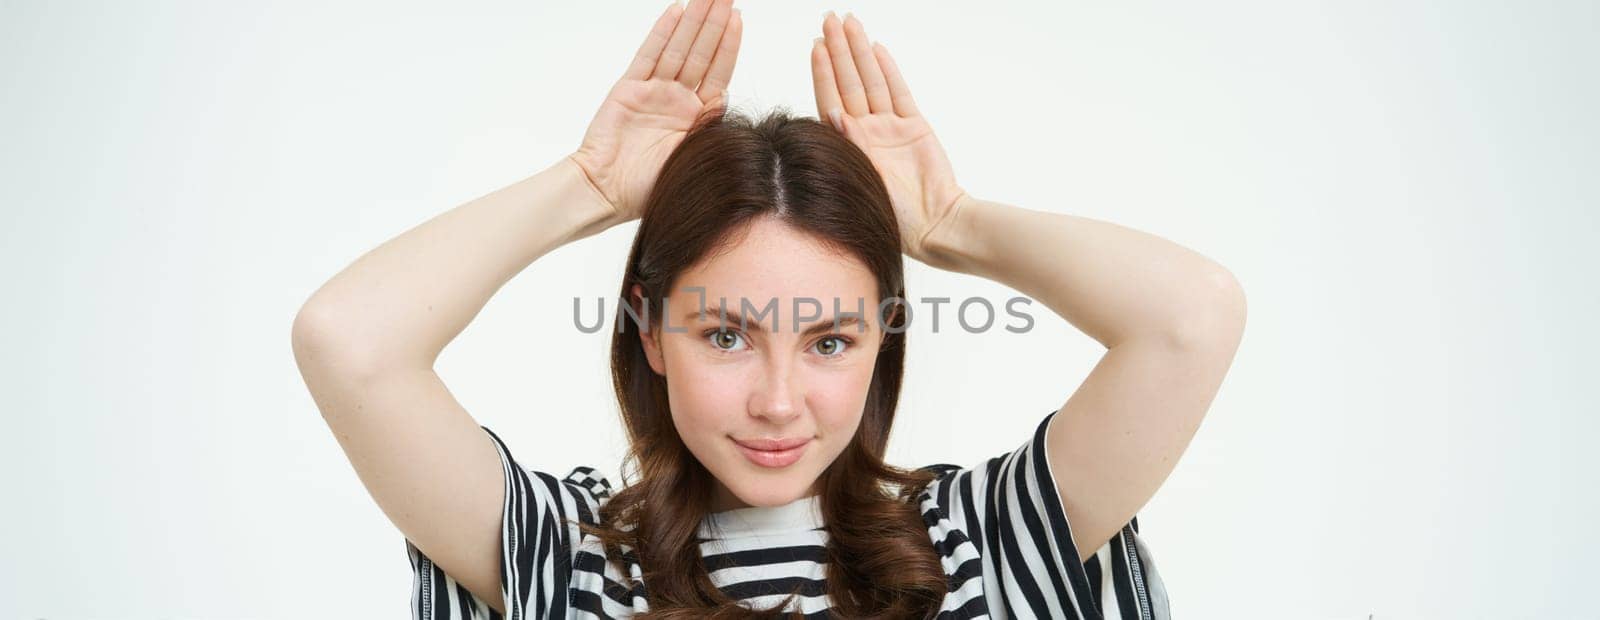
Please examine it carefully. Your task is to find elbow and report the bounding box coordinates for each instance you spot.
[290,302,330,366]
[1164,265,1247,351]
[291,300,383,382]
[1207,265,1248,333]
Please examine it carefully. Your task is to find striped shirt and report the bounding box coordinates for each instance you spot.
[405,409,1171,619]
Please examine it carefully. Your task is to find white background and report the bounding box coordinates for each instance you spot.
[3,1,1595,618]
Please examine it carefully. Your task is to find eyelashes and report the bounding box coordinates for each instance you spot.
[701,327,855,358]
[706,327,747,352]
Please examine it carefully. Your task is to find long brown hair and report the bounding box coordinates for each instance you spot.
[578,107,946,618]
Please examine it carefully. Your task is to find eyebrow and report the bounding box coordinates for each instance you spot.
[682,304,869,337]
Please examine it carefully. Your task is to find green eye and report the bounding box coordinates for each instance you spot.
[815,336,849,356]
[708,329,745,351]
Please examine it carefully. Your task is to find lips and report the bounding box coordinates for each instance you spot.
[734,437,810,451]
[732,436,811,468]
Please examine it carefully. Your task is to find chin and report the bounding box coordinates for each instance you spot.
[726,475,812,507]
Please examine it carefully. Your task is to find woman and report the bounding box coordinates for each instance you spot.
[291,1,1245,618]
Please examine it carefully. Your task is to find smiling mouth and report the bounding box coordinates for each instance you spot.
[732,437,811,468]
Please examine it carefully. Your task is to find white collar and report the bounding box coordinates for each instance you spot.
[696,494,825,540]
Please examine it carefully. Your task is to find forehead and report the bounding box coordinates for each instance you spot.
[671,216,879,309]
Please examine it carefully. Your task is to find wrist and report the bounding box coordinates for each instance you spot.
[917,190,981,273]
[550,154,627,242]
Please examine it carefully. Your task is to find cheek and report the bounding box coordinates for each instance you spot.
[662,352,749,436]
[806,364,876,434]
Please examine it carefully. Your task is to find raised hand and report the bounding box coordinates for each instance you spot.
[812,12,967,264]
[571,0,743,222]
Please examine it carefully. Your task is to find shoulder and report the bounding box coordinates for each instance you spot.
[557,465,616,502]
[913,463,964,503]
[546,465,616,527]
[477,426,617,527]
[911,463,966,528]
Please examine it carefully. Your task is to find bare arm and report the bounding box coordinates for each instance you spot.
[290,156,619,606]
[290,0,743,611]
[295,157,618,376]
[813,11,1245,566]
[923,194,1246,564]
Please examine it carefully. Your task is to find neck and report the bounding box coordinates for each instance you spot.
[709,480,823,512]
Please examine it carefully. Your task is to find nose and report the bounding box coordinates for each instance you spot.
[748,356,801,424]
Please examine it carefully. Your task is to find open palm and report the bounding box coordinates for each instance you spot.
[812,12,968,264]
[571,0,743,222]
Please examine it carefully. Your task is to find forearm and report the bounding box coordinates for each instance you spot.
[921,193,1244,349]
[294,155,621,374]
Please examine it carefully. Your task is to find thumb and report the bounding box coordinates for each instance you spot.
[827,107,854,140]
[701,91,732,122]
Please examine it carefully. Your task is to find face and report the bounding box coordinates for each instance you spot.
[635,216,884,512]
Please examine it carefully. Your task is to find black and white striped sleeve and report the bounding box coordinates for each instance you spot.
[924,409,1170,620]
[403,426,612,620]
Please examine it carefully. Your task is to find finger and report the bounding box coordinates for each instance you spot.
[873,42,920,117]
[678,0,733,87]
[810,37,845,123]
[841,14,893,115]
[654,0,714,80]
[624,2,684,81]
[821,11,869,116]
[697,8,742,105]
